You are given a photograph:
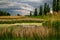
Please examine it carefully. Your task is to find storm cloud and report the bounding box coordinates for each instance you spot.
[0,0,52,15]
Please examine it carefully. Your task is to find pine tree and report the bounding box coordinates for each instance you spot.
[39,6,43,16]
[56,0,60,12]
[53,0,57,11]
[44,3,47,15]
[34,8,38,16]
[30,11,32,16]
[59,0,60,10]
[53,0,60,12]
[47,4,50,13]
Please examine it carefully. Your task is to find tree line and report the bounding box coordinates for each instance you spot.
[0,10,10,16]
[30,0,60,16]
[0,10,21,16]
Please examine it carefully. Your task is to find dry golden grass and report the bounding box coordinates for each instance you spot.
[0,26,55,37]
[0,16,25,19]
[0,16,44,22]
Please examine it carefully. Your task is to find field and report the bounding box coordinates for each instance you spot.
[0,13,60,40]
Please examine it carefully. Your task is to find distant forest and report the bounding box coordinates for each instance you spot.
[0,0,60,16]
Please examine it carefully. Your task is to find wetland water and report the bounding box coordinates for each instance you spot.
[0,23,42,27]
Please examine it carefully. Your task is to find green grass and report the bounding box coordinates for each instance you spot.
[27,15,52,20]
[0,23,42,28]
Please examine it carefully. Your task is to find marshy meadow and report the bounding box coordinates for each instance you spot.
[0,0,60,40]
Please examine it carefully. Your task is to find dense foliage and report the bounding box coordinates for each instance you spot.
[53,0,60,12]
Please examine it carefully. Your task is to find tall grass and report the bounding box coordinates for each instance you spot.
[43,20,60,30]
[0,24,60,40]
[42,20,60,40]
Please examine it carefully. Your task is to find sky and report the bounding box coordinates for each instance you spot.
[0,0,52,15]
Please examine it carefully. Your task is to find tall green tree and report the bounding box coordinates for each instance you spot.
[30,11,32,16]
[47,4,50,13]
[53,0,57,11]
[39,6,43,15]
[56,0,59,12]
[53,0,60,12]
[57,0,60,11]
[59,0,60,10]
[34,8,38,16]
[44,3,47,15]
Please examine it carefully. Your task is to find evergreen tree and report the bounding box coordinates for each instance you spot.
[56,0,60,11]
[34,8,38,16]
[44,3,47,15]
[39,6,43,16]
[56,0,59,12]
[47,4,50,13]
[59,0,60,10]
[53,0,57,11]
[30,11,32,16]
[53,0,60,12]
